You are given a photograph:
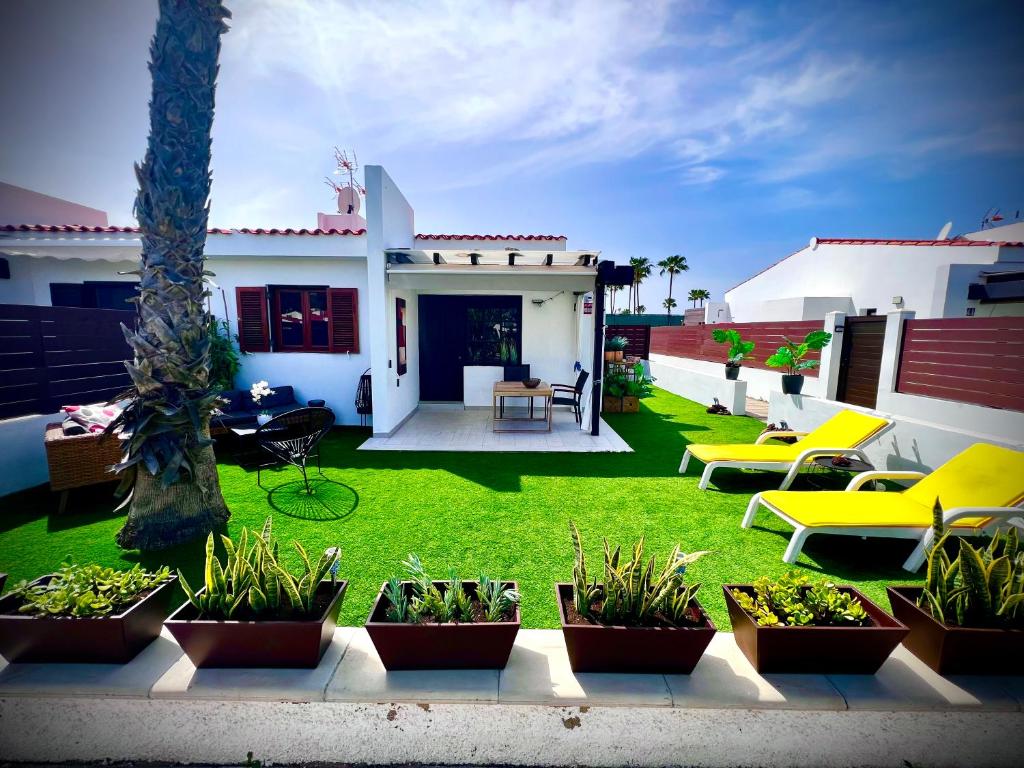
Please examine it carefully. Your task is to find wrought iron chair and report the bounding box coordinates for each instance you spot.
[551,369,589,423]
[255,407,335,494]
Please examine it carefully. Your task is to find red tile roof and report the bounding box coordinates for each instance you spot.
[0,224,366,236]
[414,233,566,241]
[815,237,1023,247]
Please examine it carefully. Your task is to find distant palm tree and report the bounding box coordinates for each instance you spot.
[663,297,677,315]
[695,288,711,307]
[635,304,647,314]
[630,256,652,313]
[657,254,688,316]
[114,0,232,550]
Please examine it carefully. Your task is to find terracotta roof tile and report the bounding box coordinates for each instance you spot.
[0,224,365,236]
[414,233,566,241]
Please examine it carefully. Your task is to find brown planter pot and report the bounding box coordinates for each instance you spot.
[724,584,908,674]
[602,395,622,413]
[604,351,616,361]
[621,396,640,413]
[165,579,346,668]
[0,574,178,664]
[556,583,716,673]
[614,351,624,361]
[887,586,1024,675]
[365,580,520,670]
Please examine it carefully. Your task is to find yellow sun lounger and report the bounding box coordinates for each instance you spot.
[743,442,1024,572]
[680,409,893,490]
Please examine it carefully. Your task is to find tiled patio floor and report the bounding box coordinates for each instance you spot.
[358,404,632,453]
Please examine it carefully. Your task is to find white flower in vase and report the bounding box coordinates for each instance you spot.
[250,380,276,425]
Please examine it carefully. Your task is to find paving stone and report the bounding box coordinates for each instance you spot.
[498,629,672,706]
[665,633,846,710]
[828,644,1020,711]
[0,628,183,698]
[326,628,499,703]
[151,627,354,701]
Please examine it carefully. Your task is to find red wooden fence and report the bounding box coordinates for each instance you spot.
[896,316,1024,412]
[650,320,825,375]
[608,325,651,360]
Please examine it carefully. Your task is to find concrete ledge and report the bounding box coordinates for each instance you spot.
[0,628,1022,766]
[648,355,747,415]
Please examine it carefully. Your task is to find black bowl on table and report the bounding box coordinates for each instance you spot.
[522,378,541,388]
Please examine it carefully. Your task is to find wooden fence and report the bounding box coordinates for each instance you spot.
[0,304,134,419]
[650,320,825,375]
[896,316,1024,412]
[608,325,651,360]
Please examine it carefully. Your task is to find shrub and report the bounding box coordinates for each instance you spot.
[383,554,519,624]
[11,561,171,618]
[178,517,341,619]
[730,571,869,627]
[208,318,241,391]
[764,330,832,375]
[569,521,708,627]
[604,335,628,352]
[711,328,755,366]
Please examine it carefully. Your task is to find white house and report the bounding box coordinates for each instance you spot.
[0,169,622,493]
[720,222,1024,323]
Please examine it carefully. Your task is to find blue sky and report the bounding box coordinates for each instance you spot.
[1,0,1021,303]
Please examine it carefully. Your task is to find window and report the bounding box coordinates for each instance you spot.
[465,298,521,365]
[236,286,358,354]
[50,281,138,310]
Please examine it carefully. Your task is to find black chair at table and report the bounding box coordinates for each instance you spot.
[255,407,335,494]
[551,369,589,424]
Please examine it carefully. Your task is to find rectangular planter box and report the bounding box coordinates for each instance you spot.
[724,584,908,674]
[556,583,716,673]
[165,579,346,668]
[887,585,1024,675]
[0,573,178,664]
[365,580,520,670]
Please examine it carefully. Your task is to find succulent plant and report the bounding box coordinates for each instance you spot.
[569,520,708,626]
[730,572,869,627]
[12,561,171,618]
[177,517,340,619]
[383,554,518,624]
[604,335,629,352]
[919,498,1024,627]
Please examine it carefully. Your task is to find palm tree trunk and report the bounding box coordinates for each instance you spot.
[116,0,231,550]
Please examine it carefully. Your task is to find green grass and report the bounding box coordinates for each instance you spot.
[0,387,922,628]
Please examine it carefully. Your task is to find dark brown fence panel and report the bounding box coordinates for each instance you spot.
[609,325,650,359]
[896,316,1024,412]
[0,304,134,419]
[650,320,825,375]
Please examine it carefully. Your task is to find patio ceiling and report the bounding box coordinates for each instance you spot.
[386,249,600,267]
[385,249,601,290]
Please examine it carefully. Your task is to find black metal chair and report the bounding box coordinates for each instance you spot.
[551,370,589,424]
[255,407,335,494]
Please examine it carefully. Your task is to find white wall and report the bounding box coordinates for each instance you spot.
[414,237,567,252]
[0,253,137,306]
[726,241,1006,321]
[211,257,370,425]
[648,356,747,415]
[767,392,1024,474]
[648,353,822,401]
[0,414,58,496]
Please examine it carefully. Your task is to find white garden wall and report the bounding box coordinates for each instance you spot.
[648,355,747,415]
[648,353,822,402]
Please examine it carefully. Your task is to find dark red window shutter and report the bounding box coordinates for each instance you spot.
[236,287,269,352]
[328,288,359,353]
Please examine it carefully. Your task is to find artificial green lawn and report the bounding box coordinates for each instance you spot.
[0,387,923,628]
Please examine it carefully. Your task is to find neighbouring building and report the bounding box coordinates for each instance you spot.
[0,169,606,441]
[716,221,1024,323]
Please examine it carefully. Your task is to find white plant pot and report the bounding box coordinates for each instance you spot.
[256,413,272,426]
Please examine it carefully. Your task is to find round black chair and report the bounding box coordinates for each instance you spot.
[255,407,335,494]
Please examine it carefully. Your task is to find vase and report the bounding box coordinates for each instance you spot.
[256,413,272,426]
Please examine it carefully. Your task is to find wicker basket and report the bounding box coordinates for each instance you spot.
[44,423,124,493]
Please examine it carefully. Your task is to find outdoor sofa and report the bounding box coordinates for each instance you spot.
[212,385,304,432]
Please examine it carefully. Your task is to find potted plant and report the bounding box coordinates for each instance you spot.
[602,363,655,414]
[724,571,907,673]
[604,335,628,362]
[711,328,754,380]
[887,506,1024,675]
[365,554,520,670]
[0,561,176,663]
[250,380,275,425]
[764,330,832,394]
[556,522,716,673]
[165,518,347,668]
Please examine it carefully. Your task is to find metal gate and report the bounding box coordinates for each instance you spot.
[836,316,887,409]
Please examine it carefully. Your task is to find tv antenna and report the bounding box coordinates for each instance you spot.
[324,148,365,215]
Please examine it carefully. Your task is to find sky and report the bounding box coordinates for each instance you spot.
[1,0,1022,305]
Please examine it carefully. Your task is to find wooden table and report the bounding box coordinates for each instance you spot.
[492,381,553,432]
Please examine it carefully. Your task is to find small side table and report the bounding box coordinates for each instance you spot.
[807,455,875,489]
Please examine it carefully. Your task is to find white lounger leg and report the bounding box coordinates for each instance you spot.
[902,526,934,573]
[698,462,718,490]
[782,526,811,564]
[742,493,763,529]
[679,450,691,474]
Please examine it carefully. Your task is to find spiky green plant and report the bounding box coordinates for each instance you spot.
[477,574,520,622]
[177,517,340,619]
[383,555,518,624]
[919,499,1024,627]
[111,0,232,550]
[731,572,869,627]
[569,520,708,626]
